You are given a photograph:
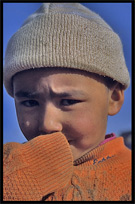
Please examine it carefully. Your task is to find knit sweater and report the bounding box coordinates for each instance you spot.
[3,132,131,201]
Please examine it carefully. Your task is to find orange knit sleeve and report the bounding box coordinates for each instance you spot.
[3,132,73,201]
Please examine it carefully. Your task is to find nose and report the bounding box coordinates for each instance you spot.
[39,103,62,135]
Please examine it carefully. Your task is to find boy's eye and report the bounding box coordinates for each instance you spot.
[60,99,80,106]
[21,100,39,107]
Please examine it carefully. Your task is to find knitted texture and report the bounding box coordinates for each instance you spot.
[3,133,131,201]
[4,3,130,97]
[3,132,73,201]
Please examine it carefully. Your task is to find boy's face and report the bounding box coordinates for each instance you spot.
[13,68,111,160]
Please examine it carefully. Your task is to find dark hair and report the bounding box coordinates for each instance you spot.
[103,76,123,90]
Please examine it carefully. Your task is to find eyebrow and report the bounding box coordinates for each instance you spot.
[15,89,86,99]
[15,91,40,99]
[50,90,86,98]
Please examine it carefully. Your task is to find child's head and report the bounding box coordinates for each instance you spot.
[13,68,124,159]
[4,3,130,159]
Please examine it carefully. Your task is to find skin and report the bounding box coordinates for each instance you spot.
[13,68,124,160]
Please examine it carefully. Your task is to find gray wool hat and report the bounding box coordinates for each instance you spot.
[4,3,130,97]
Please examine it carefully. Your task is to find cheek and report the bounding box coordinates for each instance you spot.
[68,116,97,152]
[68,111,95,137]
[19,119,34,137]
[67,108,106,142]
[76,116,95,136]
[16,112,39,140]
[26,121,30,127]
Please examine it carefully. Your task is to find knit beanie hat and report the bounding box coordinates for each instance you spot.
[4,3,130,97]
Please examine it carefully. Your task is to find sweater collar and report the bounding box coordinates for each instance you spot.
[73,133,123,166]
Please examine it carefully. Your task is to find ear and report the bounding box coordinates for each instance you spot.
[108,83,124,116]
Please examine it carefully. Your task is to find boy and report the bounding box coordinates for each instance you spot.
[3,3,131,201]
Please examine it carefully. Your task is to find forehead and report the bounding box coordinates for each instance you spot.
[13,68,106,93]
